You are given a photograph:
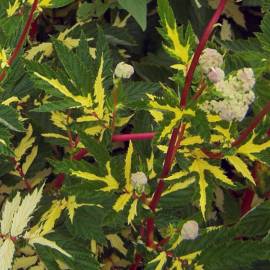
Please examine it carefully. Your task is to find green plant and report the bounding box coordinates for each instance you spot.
[1,0,270,269]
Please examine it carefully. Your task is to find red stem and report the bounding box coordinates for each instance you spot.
[0,0,39,82]
[146,217,155,248]
[53,147,89,189]
[232,101,270,147]
[72,148,88,160]
[112,132,156,142]
[161,128,179,178]
[129,254,142,270]
[240,162,260,216]
[53,173,65,189]
[180,0,228,108]
[144,0,228,250]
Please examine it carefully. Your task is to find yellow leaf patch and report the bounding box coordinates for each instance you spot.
[226,155,255,184]
[128,199,138,224]
[34,73,92,107]
[113,193,132,212]
[94,55,105,118]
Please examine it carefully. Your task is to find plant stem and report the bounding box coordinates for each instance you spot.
[240,162,260,216]
[143,0,228,253]
[149,128,178,212]
[0,0,39,83]
[146,217,155,248]
[129,254,142,270]
[112,132,156,142]
[180,0,228,108]
[232,101,270,147]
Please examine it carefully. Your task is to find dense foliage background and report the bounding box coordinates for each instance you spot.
[1,0,270,269]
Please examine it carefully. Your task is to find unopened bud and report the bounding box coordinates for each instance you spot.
[207,67,225,83]
[131,172,147,193]
[114,62,134,79]
[181,220,199,240]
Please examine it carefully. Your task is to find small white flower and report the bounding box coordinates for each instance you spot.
[114,62,134,79]
[207,67,225,83]
[131,172,148,192]
[203,67,256,122]
[237,68,255,90]
[131,172,148,186]
[181,220,199,240]
[199,48,223,74]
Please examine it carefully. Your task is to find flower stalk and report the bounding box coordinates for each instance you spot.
[180,0,228,108]
[0,0,39,82]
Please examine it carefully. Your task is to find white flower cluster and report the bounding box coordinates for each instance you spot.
[131,172,148,193]
[114,62,134,79]
[199,48,224,83]
[200,48,255,122]
[203,68,255,122]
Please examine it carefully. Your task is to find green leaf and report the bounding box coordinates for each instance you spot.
[96,28,112,89]
[65,206,106,243]
[190,110,211,141]
[198,241,270,270]
[45,0,74,9]
[31,99,80,112]
[0,105,24,132]
[0,126,13,156]
[36,229,100,270]
[78,132,110,167]
[236,201,270,237]
[53,39,92,96]
[118,0,147,31]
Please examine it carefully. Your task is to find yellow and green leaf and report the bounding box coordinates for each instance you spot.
[93,55,105,119]
[162,177,195,196]
[226,155,255,184]
[14,124,35,162]
[124,141,134,192]
[149,251,167,270]
[70,161,119,192]
[34,73,92,107]
[106,234,127,256]
[190,158,234,219]
[128,199,138,224]
[157,0,189,64]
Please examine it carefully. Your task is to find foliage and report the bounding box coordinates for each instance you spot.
[0,0,270,269]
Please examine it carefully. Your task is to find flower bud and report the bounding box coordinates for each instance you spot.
[131,172,148,193]
[199,48,223,74]
[181,220,199,240]
[236,68,255,90]
[207,67,225,83]
[114,62,134,79]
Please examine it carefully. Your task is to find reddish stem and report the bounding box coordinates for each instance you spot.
[240,162,260,216]
[232,101,270,147]
[11,158,32,190]
[53,173,65,189]
[72,148,88,160]
[53,147,89,189]
[192,79,207,101]
[112,132,156,142]
[0,0,39,82]
[180,0,228,108]
[201,148,224,159]
[161,128,179,178]
[149,125,186,212]
[146,217,155,248]
[129,254,142,270]
[144,0,228,251]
